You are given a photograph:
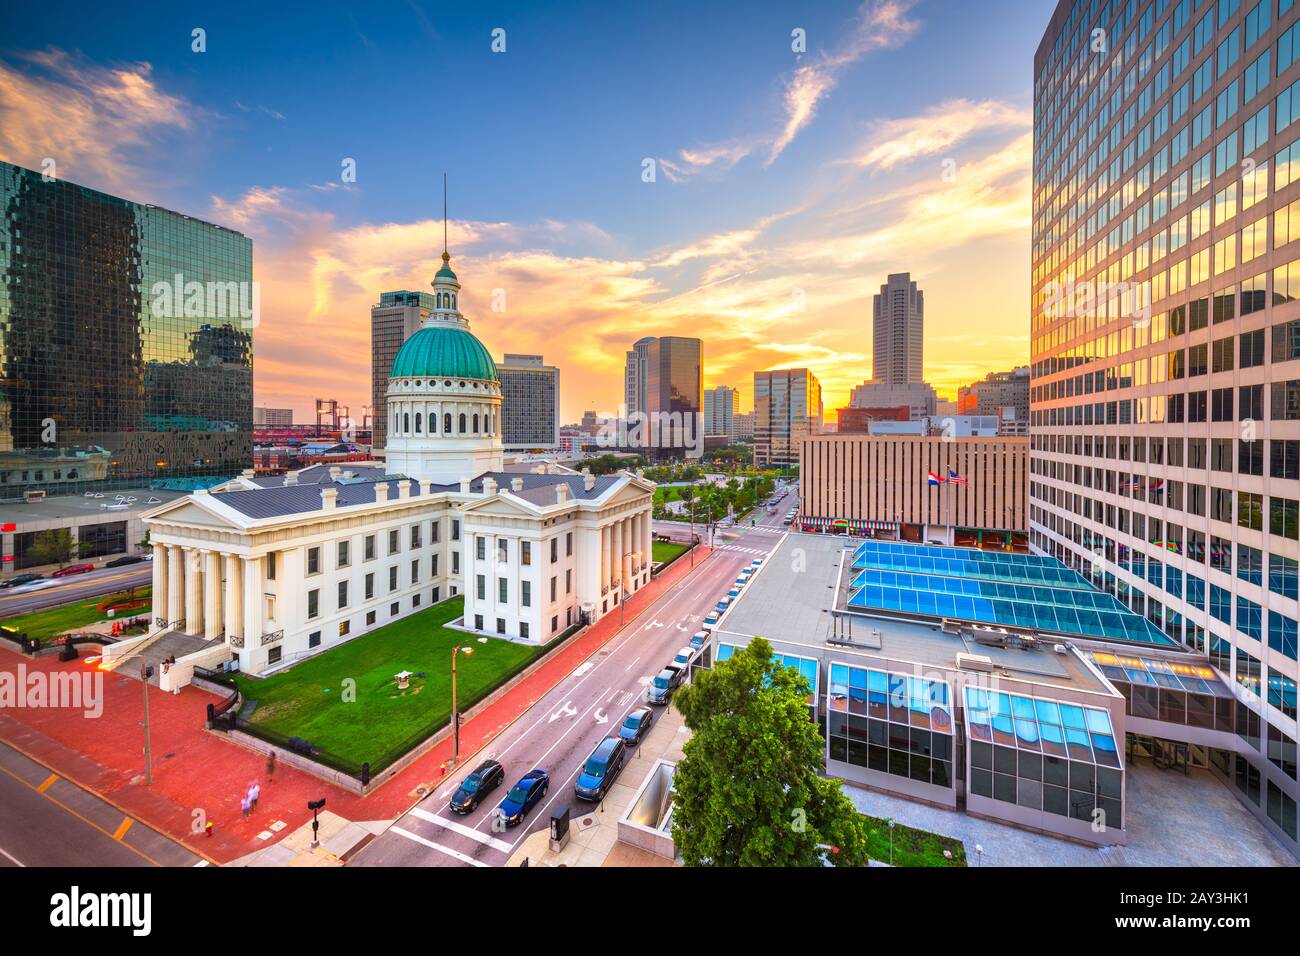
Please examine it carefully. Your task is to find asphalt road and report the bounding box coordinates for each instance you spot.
[0,564,152,617]
[0,739,200,868]
[350,507,791,867]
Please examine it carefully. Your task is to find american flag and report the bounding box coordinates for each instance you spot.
[947,469,968,486]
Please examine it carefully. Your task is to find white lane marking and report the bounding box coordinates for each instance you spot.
[594,708,608,724]
[192,860,209,867]
[390,825,488,866]
[409,808,513,853]
[0,845,26,867]
[623,654,641,671]
[548,700,578,723]
[572,661,594,677]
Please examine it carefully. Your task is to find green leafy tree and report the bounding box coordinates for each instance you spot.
[25,528,83,568]
[672,637,869,866]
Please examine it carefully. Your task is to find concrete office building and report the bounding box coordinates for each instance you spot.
[624,336,655,418]
[734,411,755,441]
[850,380,938,421]
[753,368,822,468]
[959,367,1031,435]
[873,272,925,385]
[1032,0,1300,852]
[799,433,1028,546]
[371,290,437,456]
[254,408,294,427]
[703,385,741,439]
[498,354,560,450]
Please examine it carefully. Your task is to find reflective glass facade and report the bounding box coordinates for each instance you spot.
[1032,0,1300,850]
[0,161,253,497]
[753,367,822,468]
[827,664,956,790]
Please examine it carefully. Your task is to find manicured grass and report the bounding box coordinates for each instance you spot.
[651,540,689,564]
[232,596,543,767]
[653,485,690,505]
[859,813,967,867]
[0,587,152,643]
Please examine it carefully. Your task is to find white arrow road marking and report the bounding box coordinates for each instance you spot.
[548,700,578,723]
[649,620,664,628]
[636,676,652,686]
[389,825,488,866]
[594,708,608,724]
[409,808,514,853]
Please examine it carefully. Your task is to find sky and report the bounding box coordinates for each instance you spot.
[0,0,1050,423]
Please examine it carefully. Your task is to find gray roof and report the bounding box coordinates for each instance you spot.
[208,470,625,521]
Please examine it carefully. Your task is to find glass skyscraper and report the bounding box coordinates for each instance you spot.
[0,161,253,497]
[1032,0,1299,851]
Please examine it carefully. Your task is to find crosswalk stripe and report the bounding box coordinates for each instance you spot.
[409,807,513,853]
[389,825,489,866]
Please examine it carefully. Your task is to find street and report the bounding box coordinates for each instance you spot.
[0,739,200,868]
[350,503,791,867]
[0,563,152,617]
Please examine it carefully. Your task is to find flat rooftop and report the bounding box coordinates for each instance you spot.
[0,488,189,525]
[716,534,1119,696]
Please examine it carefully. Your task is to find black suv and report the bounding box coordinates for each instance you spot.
[449,758,505,814]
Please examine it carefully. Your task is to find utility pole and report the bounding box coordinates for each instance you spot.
[140,662,154,785]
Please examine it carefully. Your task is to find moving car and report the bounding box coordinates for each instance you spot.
[10,579,61,593]
[646,665,685,705]
[0,573,42,589]
[496,769,550,827]
[448,758,505,814]
[105,554,145,568]
[688,631,708,650]
[52,563,94,577]
[574,736,627,801]
[619,707,655,745]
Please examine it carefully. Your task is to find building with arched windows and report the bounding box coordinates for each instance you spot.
[142,250,654,676]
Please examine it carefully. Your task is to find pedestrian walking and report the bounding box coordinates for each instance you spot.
[241,795,250,818]
[248,781,260,811]
[266,752,276,781]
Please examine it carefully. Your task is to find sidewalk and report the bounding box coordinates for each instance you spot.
[0,546,713,865]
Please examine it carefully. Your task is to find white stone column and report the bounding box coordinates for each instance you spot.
[224,554,242,645]
[620,518,632,589]
[577,526,601,612]
[167,545,184,627]
[152,543,167,629]
[183,548,203,634]
[612,518,624,590]
[644,507,653,573]
[242,555,262,650]
[600,524,611,592]
[204,550,222,640]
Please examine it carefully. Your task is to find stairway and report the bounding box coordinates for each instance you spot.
[122,631,226,685]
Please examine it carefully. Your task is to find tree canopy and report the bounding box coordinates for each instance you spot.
[671,637,869,866]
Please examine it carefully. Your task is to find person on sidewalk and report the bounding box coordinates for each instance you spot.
[248,781,260,812]
[241,795,251,818]
[266,752,276,782]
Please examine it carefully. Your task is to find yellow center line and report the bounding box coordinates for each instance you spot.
[36,773,58,793]
[0,761,163,866]
[113,817,134,841]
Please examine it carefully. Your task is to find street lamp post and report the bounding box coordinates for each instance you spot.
[140,662,154,785]
[450,638,489,765]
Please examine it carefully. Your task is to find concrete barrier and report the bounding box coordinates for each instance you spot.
[160,643,232,693]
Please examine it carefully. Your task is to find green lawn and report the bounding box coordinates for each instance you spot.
[0,587,152,643]
[232,596,543,768]
[859,813,967,866]
[653,485,689,505]
[651,540,689,564]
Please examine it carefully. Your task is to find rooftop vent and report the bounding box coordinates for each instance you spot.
[955,652,995,673]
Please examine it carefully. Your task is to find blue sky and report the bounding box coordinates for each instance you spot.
[0,0,1052,420]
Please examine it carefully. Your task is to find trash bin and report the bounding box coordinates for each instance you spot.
[550,805,571,852]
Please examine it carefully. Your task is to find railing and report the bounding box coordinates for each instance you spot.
[260,629,283,647]
[229,633,245,648]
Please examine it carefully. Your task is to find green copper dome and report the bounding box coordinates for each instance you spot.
[434,251,458,282]
[390,325,497,381]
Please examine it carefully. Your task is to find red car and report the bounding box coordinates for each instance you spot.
[51,563,94,577]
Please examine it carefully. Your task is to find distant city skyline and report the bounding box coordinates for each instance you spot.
[0,0,1042,422]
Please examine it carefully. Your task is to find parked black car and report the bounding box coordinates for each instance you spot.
[105,554,145,568]
[645,665,685,705]
[449,758,505,814]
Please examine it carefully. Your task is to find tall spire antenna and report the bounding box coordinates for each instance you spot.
[442,173,448,255]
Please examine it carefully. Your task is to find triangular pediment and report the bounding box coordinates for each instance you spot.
[460,492,544,519]
[143,497,244,530]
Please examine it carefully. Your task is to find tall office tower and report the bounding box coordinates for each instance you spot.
[371,290,435,454]
[624,336,655,417]
[498,354,560,449]
[753,368,822,467]
[644,336,703,458]
[703,385,741,438]
[1032,0,1300,853]
[0,161,252,497]
[872,272,924,385]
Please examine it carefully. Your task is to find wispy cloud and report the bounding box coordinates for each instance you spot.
[846,98,1029,171]
[0,48,195,195]
[660,0,921,180]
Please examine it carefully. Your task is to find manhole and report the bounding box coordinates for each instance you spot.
[580,816,596,828]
